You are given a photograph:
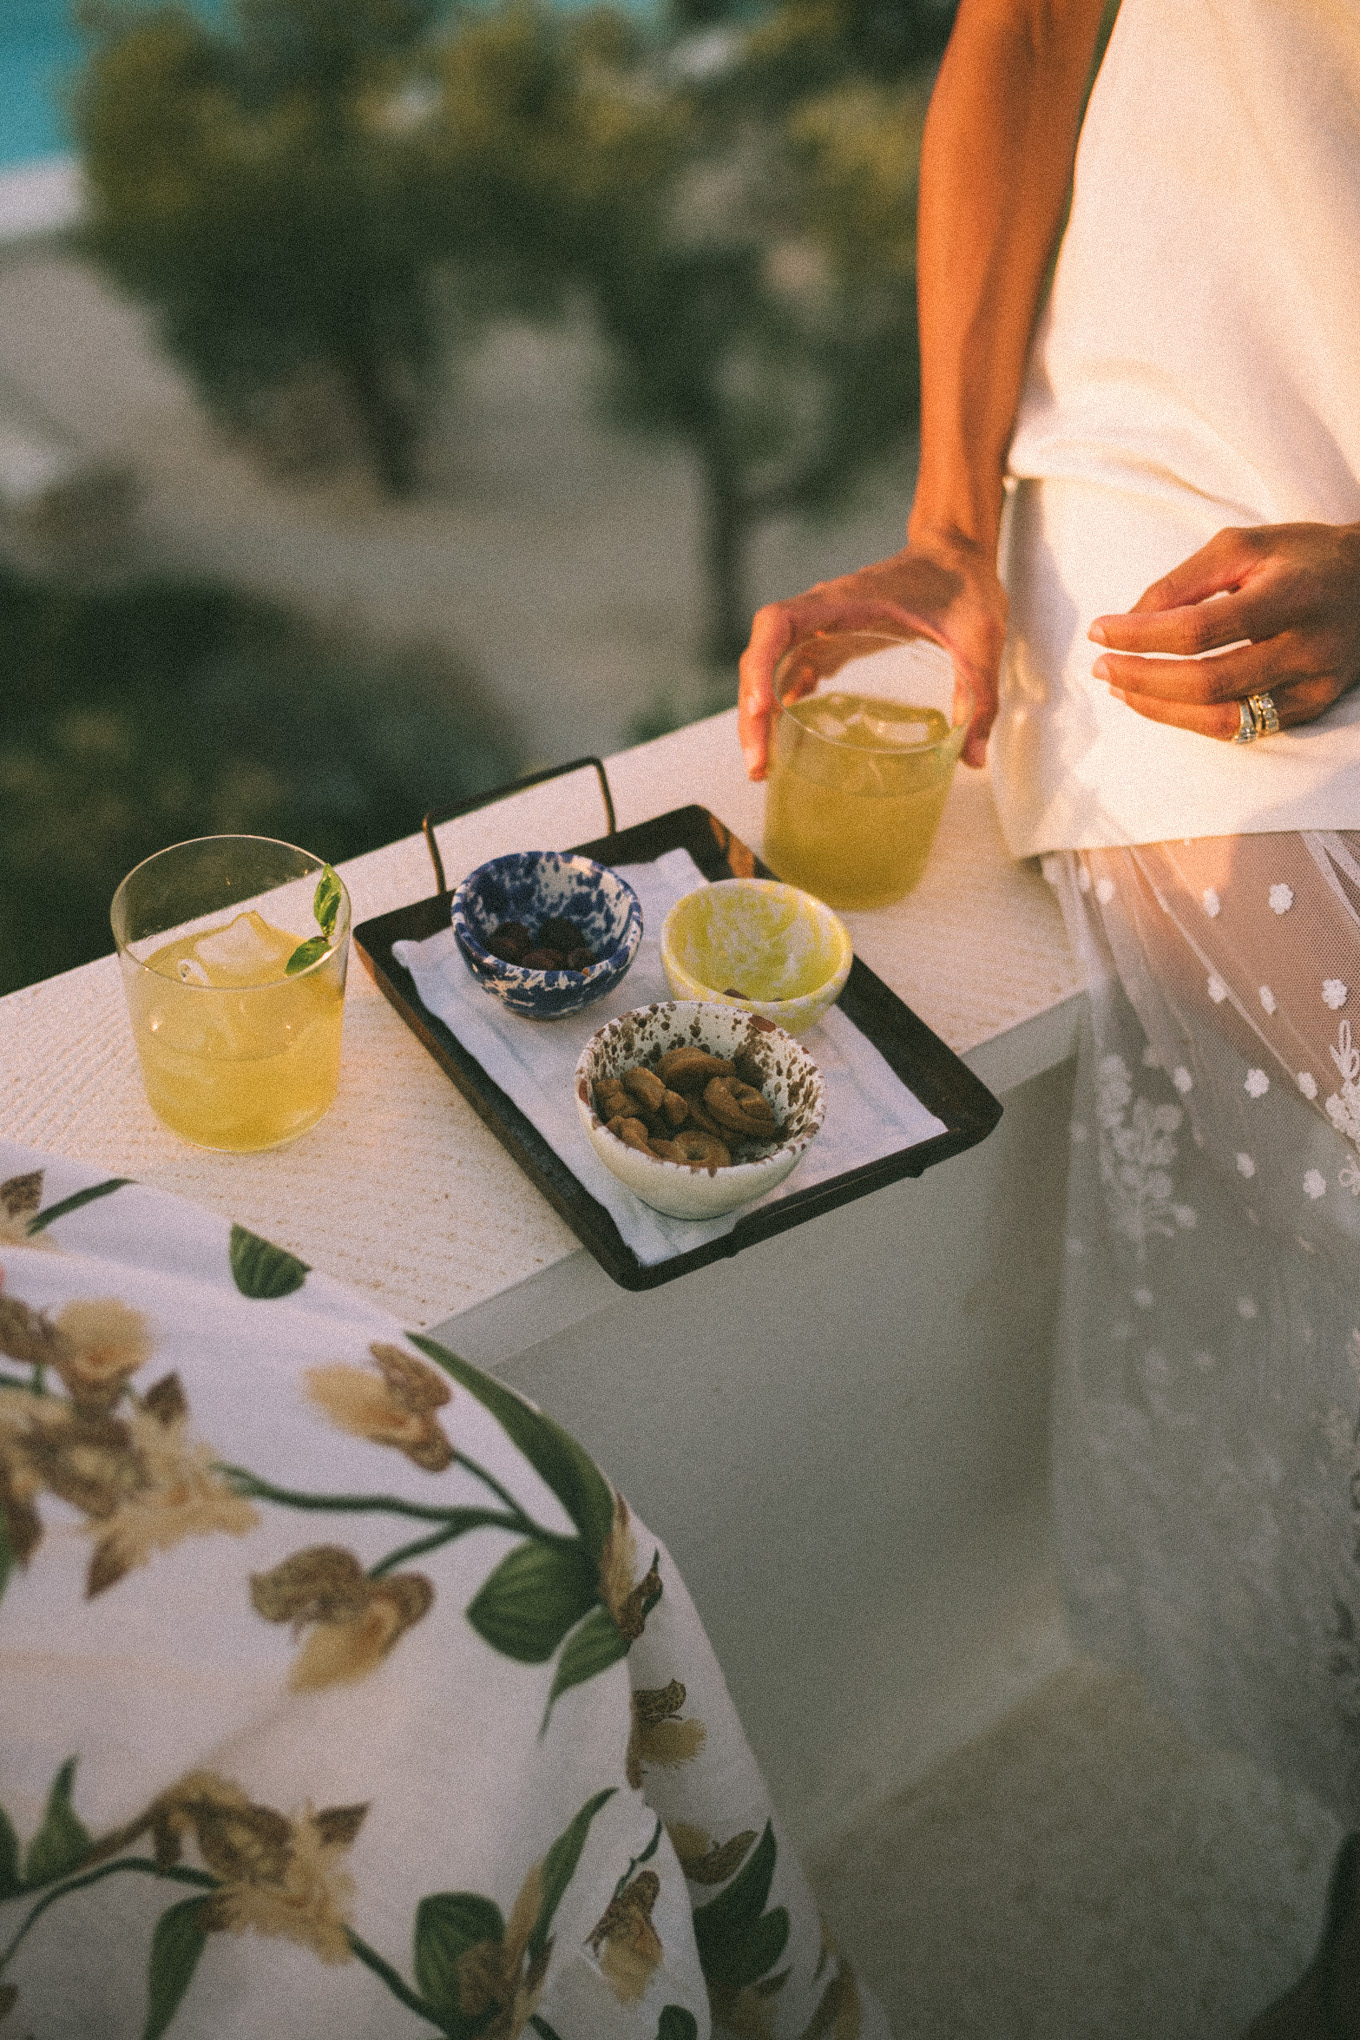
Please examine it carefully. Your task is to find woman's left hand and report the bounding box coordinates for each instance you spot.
[1088,521,1360,738]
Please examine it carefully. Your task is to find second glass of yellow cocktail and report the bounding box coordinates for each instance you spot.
[111,836,350,1151]
[763,628,972,911]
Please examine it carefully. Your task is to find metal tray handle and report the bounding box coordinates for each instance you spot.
[422,756,617,897]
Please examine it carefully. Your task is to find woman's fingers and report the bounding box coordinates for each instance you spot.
[737,541,1010,780]
[1090,527,1270,653]
[737,605,797,780]
[1092,635,1302,704]
[1090,521,1360,738]
[1111,672,1341,741]
[1090,593,1258,658]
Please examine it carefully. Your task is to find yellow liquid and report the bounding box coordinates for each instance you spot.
[126,910,346,1150]
[764,693,959,910]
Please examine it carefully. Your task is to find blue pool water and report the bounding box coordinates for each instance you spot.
[2,0,225,167]
[0,0,648,170]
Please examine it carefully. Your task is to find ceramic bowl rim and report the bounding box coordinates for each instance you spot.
[574,998,826,1184]
[451,850,643,988]
[659,878,852,1014]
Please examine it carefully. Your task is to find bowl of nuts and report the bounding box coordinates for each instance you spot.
[574,1000,826,1219]
[451,850,643,1020]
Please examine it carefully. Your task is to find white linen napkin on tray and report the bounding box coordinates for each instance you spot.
[392,847,947,1265]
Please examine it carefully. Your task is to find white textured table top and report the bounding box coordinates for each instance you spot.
[0,710,1079,1324]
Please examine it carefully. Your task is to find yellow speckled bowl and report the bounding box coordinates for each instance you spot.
[660,879,852,1037]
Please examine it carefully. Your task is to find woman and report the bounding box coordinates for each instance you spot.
[738,2,1360,2030]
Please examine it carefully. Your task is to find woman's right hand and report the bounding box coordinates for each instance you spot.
[736,530,1009,780]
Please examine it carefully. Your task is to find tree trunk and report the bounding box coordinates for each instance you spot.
[700,442,750,670]
[345,339,422,497]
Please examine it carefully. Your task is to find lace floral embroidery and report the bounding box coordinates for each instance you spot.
[1094,1054,1196,1259]
[1325,1023,1360,1194]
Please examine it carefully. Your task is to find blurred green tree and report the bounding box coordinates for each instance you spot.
[74,0,954,661]
[572,6,943,662]
[75,0,450,492]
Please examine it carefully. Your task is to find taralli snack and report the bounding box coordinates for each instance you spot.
[594,1076,630,1121]
[607,1115,657,1157]
[655,1047,733,1094]
[704,1076,778,1138]
[623,1067,668,1112]
[652,1130,731,1170]
[590,1045,783,1171]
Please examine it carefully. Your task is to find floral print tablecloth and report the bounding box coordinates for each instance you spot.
[0,1142,880,2040]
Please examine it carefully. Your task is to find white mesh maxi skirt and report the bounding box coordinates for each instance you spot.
[1048,830,1360,1821]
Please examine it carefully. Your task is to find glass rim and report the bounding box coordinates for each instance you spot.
[111,833,351,989]
[772,627,971,758]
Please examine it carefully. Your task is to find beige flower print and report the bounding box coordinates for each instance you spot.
[456,1861,551,2040]
[51,1300,155,1413]
[305,1343,453,1471]
[626,1680,706,1791]
[667,1822,759,1886]
[103,1771,365,1965]
[598,1494,661,1642]
[0,1172,49,1251]
[0,1288,154,1415]
[250,1544,434,1690]
[0,1366,256,1596]
[587,1870,664,2004]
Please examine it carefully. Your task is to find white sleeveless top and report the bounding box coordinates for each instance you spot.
[990,0,1360,855]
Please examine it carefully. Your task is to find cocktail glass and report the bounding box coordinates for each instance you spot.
[111,835,351,1151]
[763,628,972,910]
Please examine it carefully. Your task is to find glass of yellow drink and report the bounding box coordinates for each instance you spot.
[763,629,971,910]
[110,836,351,1151]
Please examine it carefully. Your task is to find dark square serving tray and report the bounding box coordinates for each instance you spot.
[355,783,1002,1290]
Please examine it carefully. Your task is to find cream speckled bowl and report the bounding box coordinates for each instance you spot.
[574,1000,825,1220]
[660,879,852,1037]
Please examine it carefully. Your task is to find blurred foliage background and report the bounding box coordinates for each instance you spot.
[2,0,959,992]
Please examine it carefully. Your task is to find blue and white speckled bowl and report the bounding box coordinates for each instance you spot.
[450,851,643,1020]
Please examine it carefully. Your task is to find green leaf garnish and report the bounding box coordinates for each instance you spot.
[285,865,343,972]
[314,864,342,942]
[285,936,329,975]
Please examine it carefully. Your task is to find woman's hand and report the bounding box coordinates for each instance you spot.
[1090,522,1360,738]
[737,531,1009,780]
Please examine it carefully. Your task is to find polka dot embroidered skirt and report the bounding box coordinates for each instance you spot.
[1045,831,1360,1819]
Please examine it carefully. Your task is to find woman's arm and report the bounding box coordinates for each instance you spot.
[738,0,1107,778]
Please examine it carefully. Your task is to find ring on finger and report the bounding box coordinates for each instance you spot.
[1248,690,1281,737]
[1232,698,1258,744]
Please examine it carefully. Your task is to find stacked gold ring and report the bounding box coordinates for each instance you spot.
[1249,691,1281,736]
[1232,692,1280,743]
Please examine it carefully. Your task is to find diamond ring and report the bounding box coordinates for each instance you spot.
[1248,691,1281,737]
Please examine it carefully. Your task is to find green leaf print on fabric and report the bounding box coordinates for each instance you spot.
[0,1806,21,1901]
[25,1179,134,1237]
[410,1336,615,1560]
[23,1761,92,1891]
[414,1892,507,2027]
[691,1821,790,1995]
[543,1606,631,1725]
[529,1787,616,1964]
[466,1540,599,1663]
[141,1897,209,2040]
[228,1225,309,1300]
[656,2010,700,2040]
[410,1791,615,2040]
